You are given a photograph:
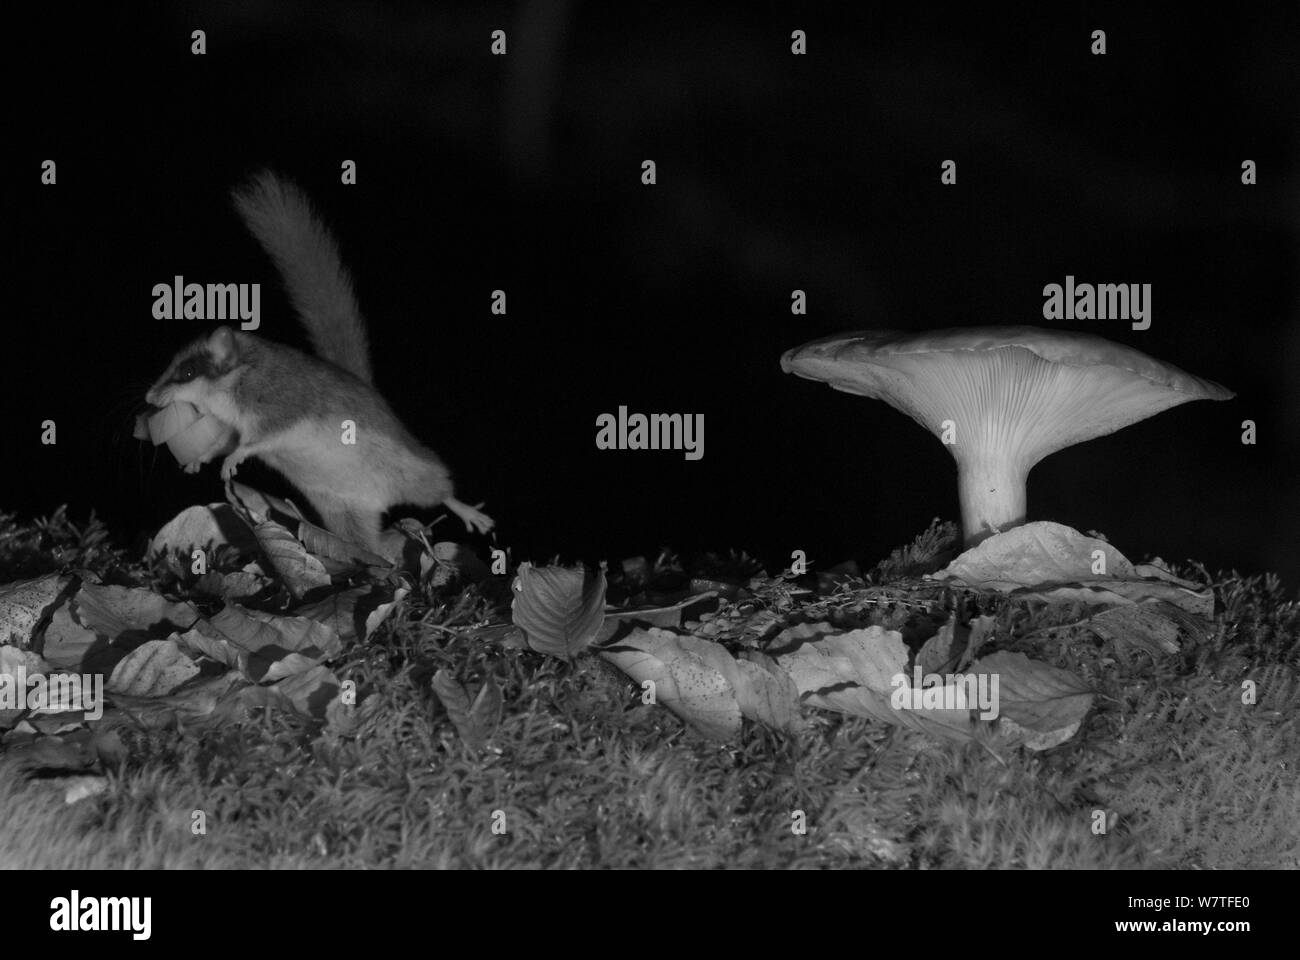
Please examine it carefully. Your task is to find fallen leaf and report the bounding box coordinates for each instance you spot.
[931,521,1214,614]
[39,606,104,672]
[917,615,961,675]
[968,650,1093,735]
[764,620,838,654]
[512,563,607,658]
[956,615,997,672]
[468,672,503,736]
[270,664,341,719]
[107,639,201,697]
[194,570,272,602]
[226,481,307,528]
[296,584,409,646]
[599,627,743,740]
[997,716,1082,752]
[72,583,201,639]
[733,650,806,734]
[148,503,260,560]
[775,626,995,743]
[431,669,500,750]
[1087,604,1181,657]
[252,521,332,596]
[182,605,341,682]
[779,626,908,696]
[0,645,51,727]
[0,574,67,647]
[0,644,49,678]
[109,672,244,727]
[932,522,1135,587]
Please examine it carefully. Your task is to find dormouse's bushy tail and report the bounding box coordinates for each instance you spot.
[232,171,373,384]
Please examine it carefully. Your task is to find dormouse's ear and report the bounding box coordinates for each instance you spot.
[208,326,238,363]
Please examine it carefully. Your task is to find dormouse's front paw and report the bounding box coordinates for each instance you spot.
[462,505,495,535]
[183,461,202,475]
[444,497,494,535]
[220,450,247,481]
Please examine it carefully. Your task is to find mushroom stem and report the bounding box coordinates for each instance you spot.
[956,456,1028,547]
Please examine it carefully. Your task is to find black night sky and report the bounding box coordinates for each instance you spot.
[6,3,1298,588]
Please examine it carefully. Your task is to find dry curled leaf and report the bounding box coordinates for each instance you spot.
[251,521,331,596]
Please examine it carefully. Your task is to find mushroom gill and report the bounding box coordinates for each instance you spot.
[781,326,1234,546]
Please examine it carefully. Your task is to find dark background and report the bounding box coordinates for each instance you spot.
[6,2,1298,588]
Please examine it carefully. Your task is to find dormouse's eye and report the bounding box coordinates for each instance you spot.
[174,360,197,382]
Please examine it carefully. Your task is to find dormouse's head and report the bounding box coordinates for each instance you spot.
[145,326,245,410]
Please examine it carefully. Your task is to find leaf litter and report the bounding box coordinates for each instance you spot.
[0,504,1223,792]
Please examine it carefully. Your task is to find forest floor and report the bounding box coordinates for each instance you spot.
[1,508,1296,869]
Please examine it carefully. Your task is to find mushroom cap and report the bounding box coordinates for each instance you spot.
[780,326,1233,465]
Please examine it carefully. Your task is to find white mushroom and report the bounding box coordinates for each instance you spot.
[781,326,1234,546]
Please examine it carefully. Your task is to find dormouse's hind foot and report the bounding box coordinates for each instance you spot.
[445,497,494,535]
